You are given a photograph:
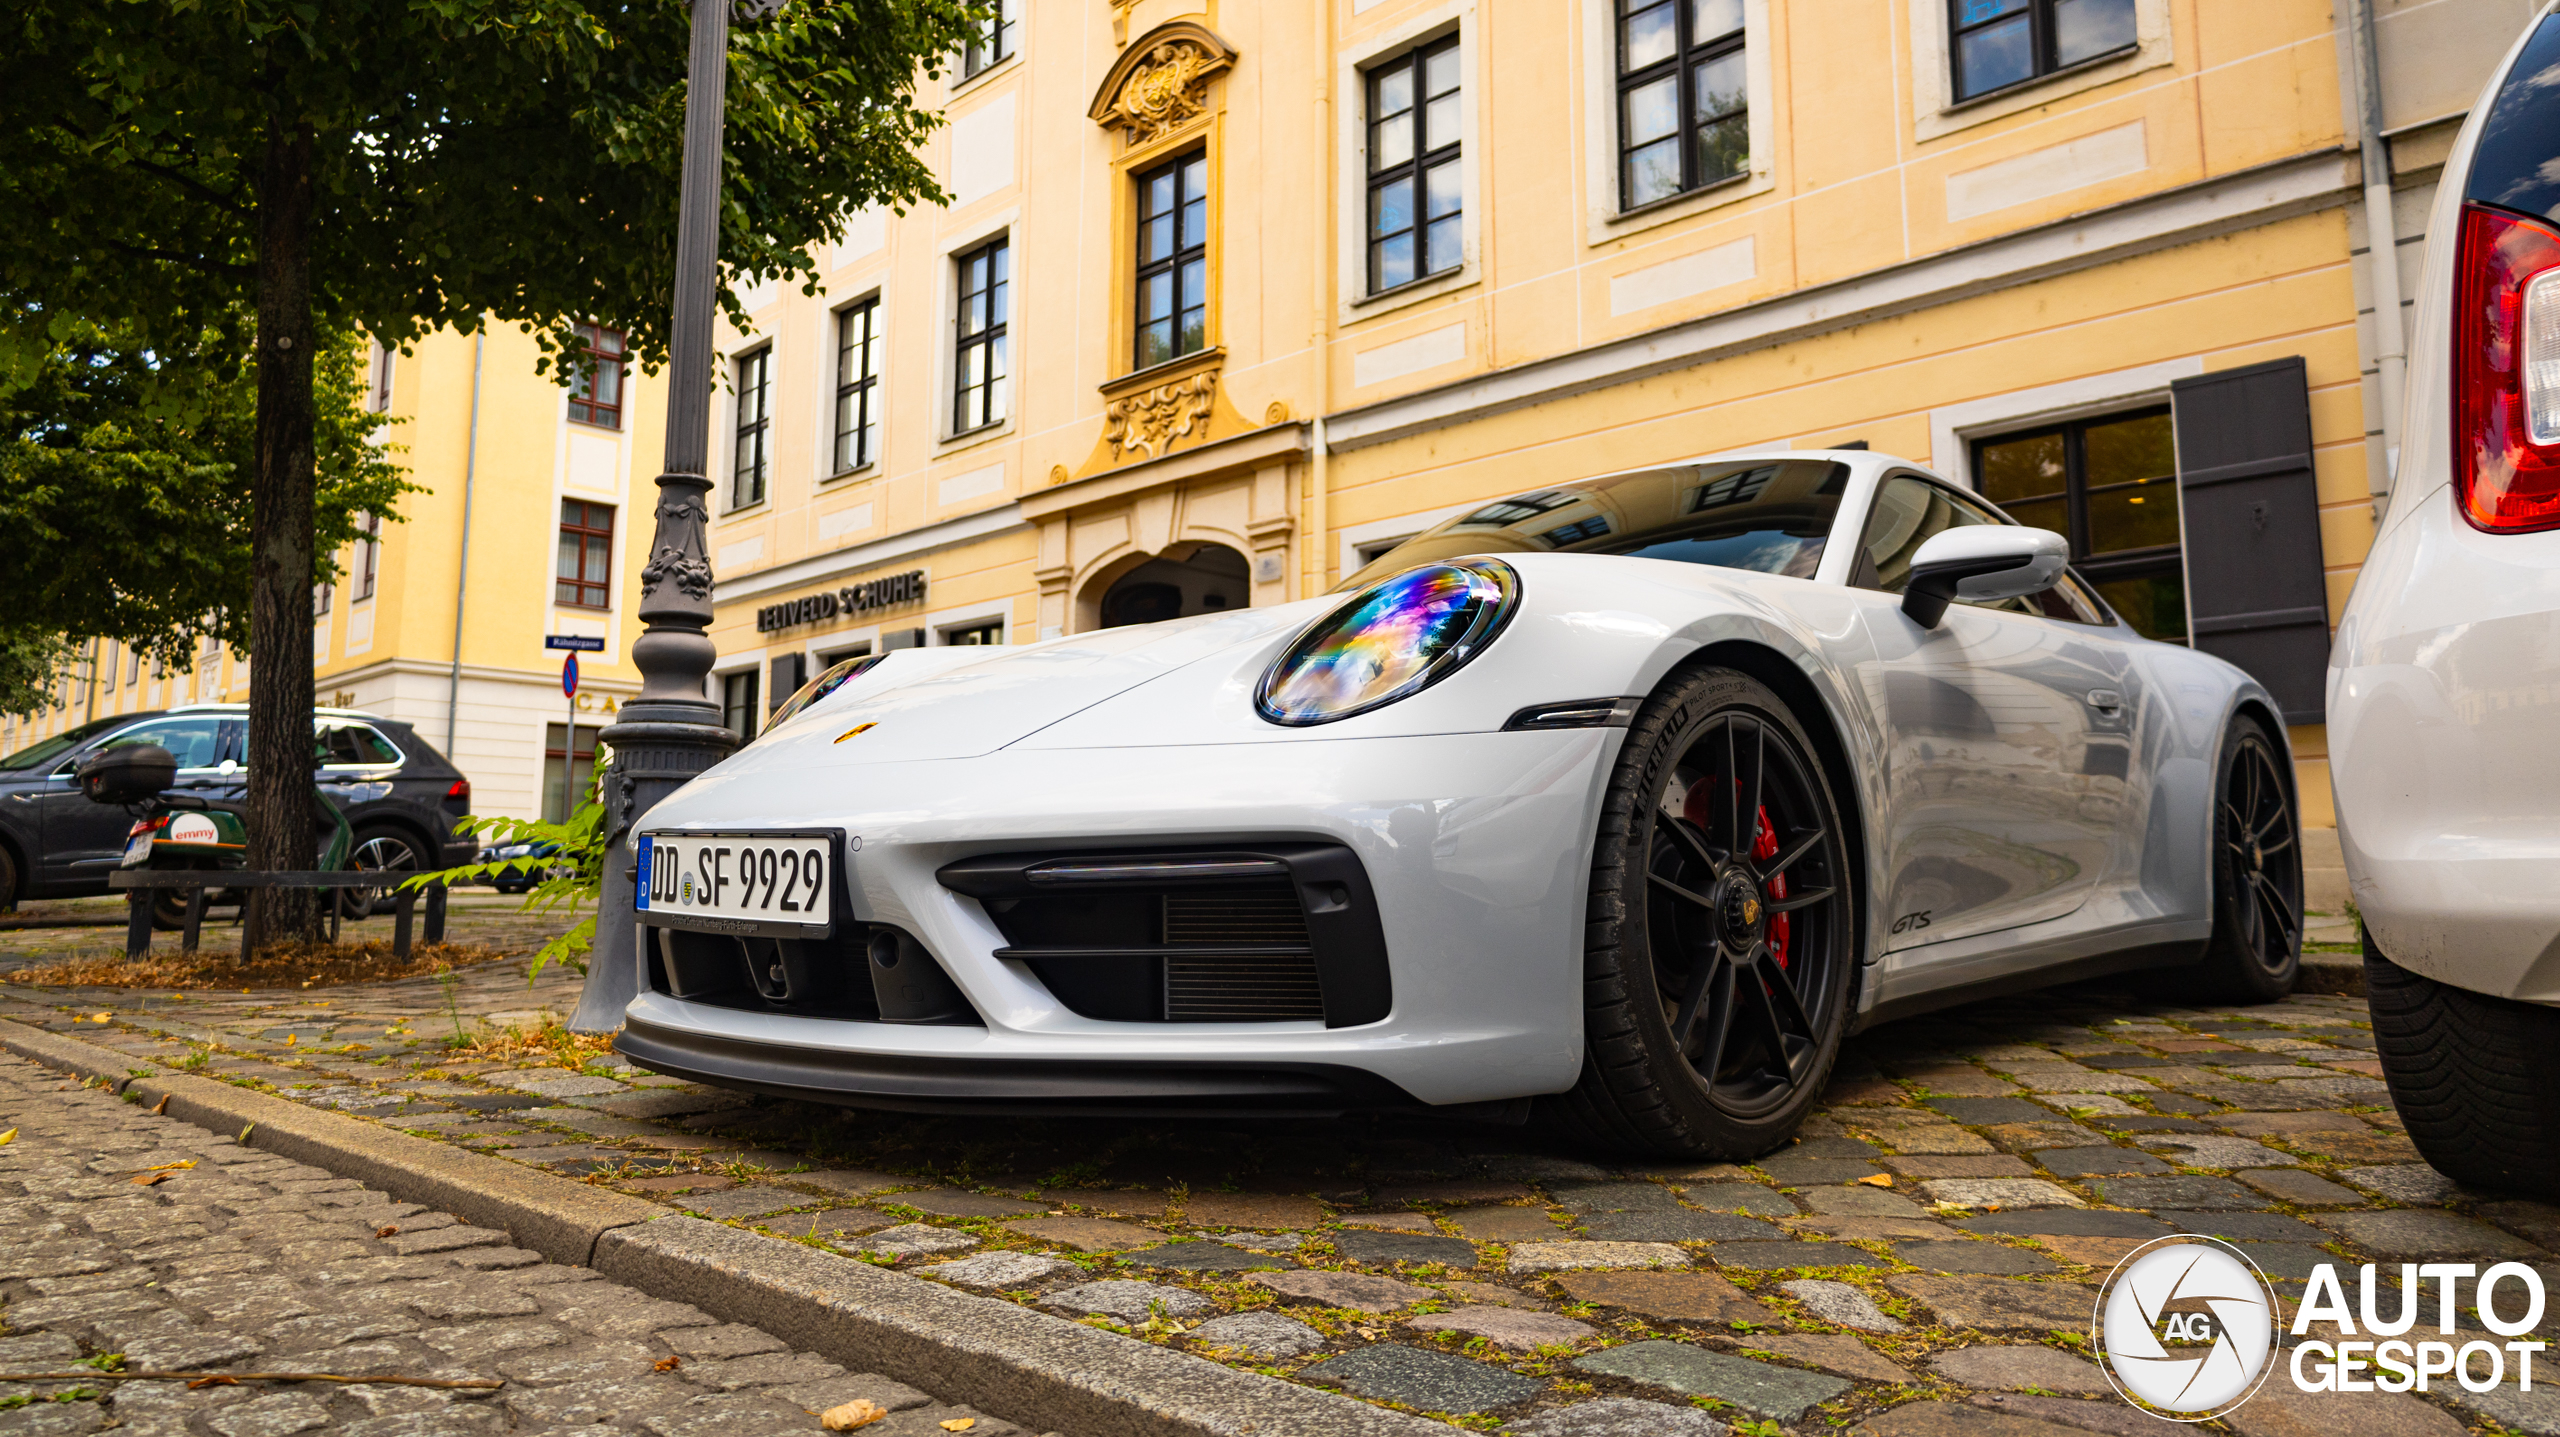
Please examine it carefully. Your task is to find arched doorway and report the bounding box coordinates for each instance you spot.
[1099,543,1250,627]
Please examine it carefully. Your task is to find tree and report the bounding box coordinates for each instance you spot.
[0,0,975,951]
[0,314,408,718]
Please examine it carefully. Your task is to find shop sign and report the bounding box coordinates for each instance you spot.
[755,570,928,634]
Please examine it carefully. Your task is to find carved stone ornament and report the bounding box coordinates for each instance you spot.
[1089,22,1237,148]
[1104,371,1219,462]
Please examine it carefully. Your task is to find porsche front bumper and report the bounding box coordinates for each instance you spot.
[617,727,1622,1112]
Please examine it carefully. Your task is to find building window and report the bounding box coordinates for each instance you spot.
[1134,153,1209,369]
[833,300,883,473]
[355,513,381,602]
[313,582,332,617]
[720,670,760,744]
[568,323,627,429]
[962,0,1018,78]
[1616,0,1748,210]
[556,501,614,609]
[1367,37,1462,293]
[1973,407,2185,641]
[543,722,598,824]
[944,619,1005,646]
[1949,0,2137,102]
[953,238,1010,435]
[368,341,394,413]
[732,347,770,508]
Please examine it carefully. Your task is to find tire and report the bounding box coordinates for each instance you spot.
[2183,715,2303,1002]
[0,843,17,913]
[1551,666,1859,1158]
[346,826,426,917]
[2366,931,2560,1194]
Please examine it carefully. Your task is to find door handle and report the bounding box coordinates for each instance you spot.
[2085,689,2124,713]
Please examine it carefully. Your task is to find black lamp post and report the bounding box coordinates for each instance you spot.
[570,0,746,1032]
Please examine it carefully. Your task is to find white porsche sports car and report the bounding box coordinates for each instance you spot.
[619,450,2301,1157]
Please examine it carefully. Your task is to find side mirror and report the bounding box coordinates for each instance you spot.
[1900,526,2069,628]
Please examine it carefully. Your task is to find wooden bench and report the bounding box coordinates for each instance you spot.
[106,872,450,960]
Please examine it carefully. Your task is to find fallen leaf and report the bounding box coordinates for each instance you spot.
[652,1356,681,1373]
[819,1399,887,1431]
[1854,1173,1894,1188]
[0,1128,15,1146]
[284,1035,296,1046]
[131,1171,168,1186]
[238,1123,256,1143]
[939,1422,974,1434]
[92,1012,111,1022]
[151,1095,171,1115]
[185,1376,239,1389]
[1985,1203,2003,1213]
[377,1225,401,1238]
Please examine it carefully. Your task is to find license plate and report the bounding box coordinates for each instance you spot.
[122,833,153,865]
[636,831,835,937]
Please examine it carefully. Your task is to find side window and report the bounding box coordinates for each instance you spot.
[1857,475,2108,622]
[316,724,401,768]
[100,717,226,770]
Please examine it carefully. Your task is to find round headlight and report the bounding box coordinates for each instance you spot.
[1256,560,1519,725]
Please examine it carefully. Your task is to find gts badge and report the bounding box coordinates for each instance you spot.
[1891,910,1933,935]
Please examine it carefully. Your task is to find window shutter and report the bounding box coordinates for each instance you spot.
[2169,357,2330,723]
[767,654,805,712]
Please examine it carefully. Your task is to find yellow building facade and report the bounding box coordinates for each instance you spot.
[0,323,664,824]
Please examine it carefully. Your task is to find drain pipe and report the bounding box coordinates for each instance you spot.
[2348,0,2407,500]
[444,332,485,754]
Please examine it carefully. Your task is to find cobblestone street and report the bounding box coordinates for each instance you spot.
[3,904,2554,1434]
[0,1050,1055,1437]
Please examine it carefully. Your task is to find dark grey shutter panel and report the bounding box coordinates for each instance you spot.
[2170,357,2330,724]
[767,653,805,711]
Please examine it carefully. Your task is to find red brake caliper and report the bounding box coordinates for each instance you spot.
[1677,783,1791,969]
[1752,805,1790,970]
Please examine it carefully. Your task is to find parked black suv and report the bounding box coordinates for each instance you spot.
[0,704,474,909]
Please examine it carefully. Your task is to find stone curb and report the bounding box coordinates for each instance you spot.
[0,1016,663,1267]
[596,1216,1440,1437]
[0,1017,1438,1437]
[2298,953,2365,997]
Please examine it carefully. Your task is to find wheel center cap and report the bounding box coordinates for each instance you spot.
[1716,875,1763,949]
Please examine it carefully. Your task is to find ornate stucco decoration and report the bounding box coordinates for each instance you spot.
[1104,370,1219,462]
[1089,22,1237,149]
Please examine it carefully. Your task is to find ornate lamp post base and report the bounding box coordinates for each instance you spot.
[571,706,734,1034]
[564,0,740,1034]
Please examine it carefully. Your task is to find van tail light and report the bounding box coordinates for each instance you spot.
[446,779,470,801]
[2454,203,2560,532]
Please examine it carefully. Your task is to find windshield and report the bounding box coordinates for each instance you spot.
[1343,459,1850,590]
[0,716,130,773]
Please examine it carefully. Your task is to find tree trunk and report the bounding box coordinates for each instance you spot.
[241,119,320,957]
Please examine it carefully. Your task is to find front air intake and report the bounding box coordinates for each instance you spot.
[938,844,1391,1027]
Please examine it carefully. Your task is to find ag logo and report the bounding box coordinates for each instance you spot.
[2095,1236,2281,1420]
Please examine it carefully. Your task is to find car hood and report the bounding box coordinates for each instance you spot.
[696,606,1315,781]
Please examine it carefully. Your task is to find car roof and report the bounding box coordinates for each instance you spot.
[166,703,390,722]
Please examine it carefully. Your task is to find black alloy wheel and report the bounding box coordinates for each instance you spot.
[2189,717,2302,1001]
[346,828,423,918]
[1560,667,1857,1156]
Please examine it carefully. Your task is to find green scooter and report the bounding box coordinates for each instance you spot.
[78,742,354,930]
